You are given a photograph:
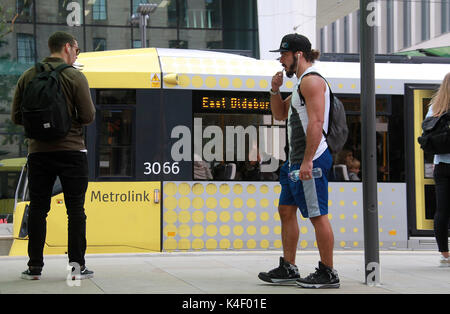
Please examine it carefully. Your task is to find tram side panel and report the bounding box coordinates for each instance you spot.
[86,88,193,182]
[136,89,193,182]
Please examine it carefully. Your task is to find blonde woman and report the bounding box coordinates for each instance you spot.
[426,72,450,267]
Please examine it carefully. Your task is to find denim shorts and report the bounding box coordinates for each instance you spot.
[279,148,332,218]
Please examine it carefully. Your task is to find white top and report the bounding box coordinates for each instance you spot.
[287,66,330,164]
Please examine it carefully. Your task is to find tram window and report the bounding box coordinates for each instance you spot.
[193,113,286,181]
[337,115,391,182]
[193,90,284,181]
[342,95,391,114]
[331,95,404,183]
[0,172,19,200]
[0,172,21,221]
[98,109,134,177]
[97,89,136,105]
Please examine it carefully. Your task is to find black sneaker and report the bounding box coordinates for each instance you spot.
[296,261,340,289]
[21,267,42,280]
[71,265,94,280]
[258,257,300,284]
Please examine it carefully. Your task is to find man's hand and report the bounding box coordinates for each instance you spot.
[271,71,283,92]
[299,159,313,181]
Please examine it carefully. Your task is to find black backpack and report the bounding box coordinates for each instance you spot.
[300,72,349,154]
[21,62,73,141]
[417,111,450,154]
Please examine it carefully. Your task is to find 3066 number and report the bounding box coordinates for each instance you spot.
[144,162,180,175]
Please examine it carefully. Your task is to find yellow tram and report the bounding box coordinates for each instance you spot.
[9,48,450,255]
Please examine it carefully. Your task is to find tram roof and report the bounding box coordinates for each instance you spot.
[76,48,450,95]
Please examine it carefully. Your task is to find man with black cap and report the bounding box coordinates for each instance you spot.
[258,33,339,288]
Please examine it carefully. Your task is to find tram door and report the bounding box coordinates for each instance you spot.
[405,85,439,236]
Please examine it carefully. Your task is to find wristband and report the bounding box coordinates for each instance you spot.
[269,89,280,96]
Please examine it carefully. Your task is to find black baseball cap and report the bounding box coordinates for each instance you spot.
[270,33,312,53]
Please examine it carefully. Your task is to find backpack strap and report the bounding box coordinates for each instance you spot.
[298,71,334,138]
[45,63,72,81]
[35,63,72,75]
[54,64,72,74]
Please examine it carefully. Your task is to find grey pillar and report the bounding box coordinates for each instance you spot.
[360,0,380,286]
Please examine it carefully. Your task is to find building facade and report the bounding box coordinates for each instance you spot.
[1,0,259,67]
[318,0,450,54]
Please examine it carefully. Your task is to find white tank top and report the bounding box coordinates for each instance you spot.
[287,66,330,163]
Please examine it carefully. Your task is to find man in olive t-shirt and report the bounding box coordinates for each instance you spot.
[11,31,95,281]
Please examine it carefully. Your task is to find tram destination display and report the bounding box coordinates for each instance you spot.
[193,91,273,114]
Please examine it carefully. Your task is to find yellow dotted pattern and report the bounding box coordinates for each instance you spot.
[156,53,405,94]
[327,182,407,249]
[163,182,287,251]
[159,56,296,92]
[162,182,407,251]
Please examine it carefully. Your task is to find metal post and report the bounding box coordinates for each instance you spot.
[360,0,380,286]
[130,3,157,48]
[140,13,147,48]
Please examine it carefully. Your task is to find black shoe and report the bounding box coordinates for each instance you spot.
[258,257,300,284]
[21,267,42,280]
[71,265,94,280]
[296,261,340,289]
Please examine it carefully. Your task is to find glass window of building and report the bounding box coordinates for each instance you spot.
[178,0,222,29]
[93,37,107,51]
[442,0,450,34]
[331,22,336,53]
[93,0,107,21]
[403,0,411,48]
[16,33,35,64]
[16,0,33,22]
[133,39,149,48]
[2,0,260,58]
[343,16,349,53]
[169,39,188,49]
[386,0,393,53]
[356,9,360,53]
[320,28,325,52]
[222,0,258,57]
[421,0,430,41]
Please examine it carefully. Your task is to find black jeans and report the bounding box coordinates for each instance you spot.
[27,151,89,268]
[433,162,450,253]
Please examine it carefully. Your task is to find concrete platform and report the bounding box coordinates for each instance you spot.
[0,250,448,295]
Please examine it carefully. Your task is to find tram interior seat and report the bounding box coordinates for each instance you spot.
[333,164,349,181]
